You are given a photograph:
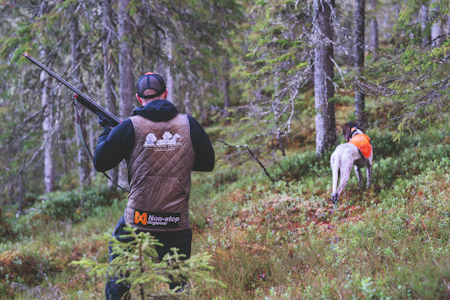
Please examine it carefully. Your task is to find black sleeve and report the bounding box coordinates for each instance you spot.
[188,115,215,172]
[94,119,135,172]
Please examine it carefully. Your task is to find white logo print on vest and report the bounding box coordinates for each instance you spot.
[144,131,182,151]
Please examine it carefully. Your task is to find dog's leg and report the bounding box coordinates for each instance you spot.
[354,165,363,187]
[331,154,340,204]
[366,162,373,188]
[335,161,353,201]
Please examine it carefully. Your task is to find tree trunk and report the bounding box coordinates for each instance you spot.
[420,5,430,45]
[184,91,192,115]
[431,0,443,47]
[17,173,23,214]
[447,15,450,34]
[165,38,175,105]
[89,119,97,180]
[40,50,54,194]
[71,9,91,186]
[355,0,366,129]
[314,0,336,155]
[118,0,134,187]
[222,77,231,118]
[103,0,118,189]
[222,58,231,118]
[368,0,378,50]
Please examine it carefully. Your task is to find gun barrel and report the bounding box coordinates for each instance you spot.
[23,52,121,125]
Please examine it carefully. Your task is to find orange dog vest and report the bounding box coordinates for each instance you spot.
[348,133,372,159]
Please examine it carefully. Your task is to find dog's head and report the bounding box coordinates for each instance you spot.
[342,122,358,141]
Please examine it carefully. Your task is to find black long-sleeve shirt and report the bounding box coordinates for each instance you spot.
[94,100,215,174]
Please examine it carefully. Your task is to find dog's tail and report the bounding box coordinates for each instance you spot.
[332,154,340,197]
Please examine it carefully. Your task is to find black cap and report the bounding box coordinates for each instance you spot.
[137,72,167,99]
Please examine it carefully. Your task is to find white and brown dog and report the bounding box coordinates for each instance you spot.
[330,122,373,205]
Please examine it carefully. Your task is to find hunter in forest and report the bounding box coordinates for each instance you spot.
[93,73,215,299]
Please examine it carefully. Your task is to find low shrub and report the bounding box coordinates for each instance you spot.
[15,187,125,228]
[0,250,39,298]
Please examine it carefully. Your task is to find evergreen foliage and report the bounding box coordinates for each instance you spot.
[71,225,224,299]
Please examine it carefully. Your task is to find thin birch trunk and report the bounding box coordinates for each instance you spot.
[71,9,91,186]
[17,173,23,214]
[165,39,175,105]
[222,58,231,118]
[118,0,133,187]
[421,5,430,45]
[431,0,443,47]
[89,119,96,180]
[184,91,193,115]
[355,0,366,129]
[314,0,336,155]
[40,50,54,194]
[103,0,118,188]
[447,15,450,34]
[369,0,378,50]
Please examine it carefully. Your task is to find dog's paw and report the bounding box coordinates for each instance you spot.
[331,195,339,205]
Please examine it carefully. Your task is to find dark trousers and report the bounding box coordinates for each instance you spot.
[105,215,192,300]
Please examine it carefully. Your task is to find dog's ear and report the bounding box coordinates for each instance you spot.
[342,124,351,141]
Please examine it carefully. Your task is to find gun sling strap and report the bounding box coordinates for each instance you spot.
[73,100,130,193]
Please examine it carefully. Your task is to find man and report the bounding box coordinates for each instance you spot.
[94,72,215,299]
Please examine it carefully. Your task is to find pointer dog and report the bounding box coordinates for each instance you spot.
[330,122,373,205]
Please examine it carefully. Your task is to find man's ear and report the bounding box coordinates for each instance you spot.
[161,89,168,100]
[136,93,143,105]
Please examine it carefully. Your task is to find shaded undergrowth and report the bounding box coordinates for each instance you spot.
[3,124,450,298]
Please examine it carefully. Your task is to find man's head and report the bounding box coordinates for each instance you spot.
[136,72,168,105]
[342,122,359,142]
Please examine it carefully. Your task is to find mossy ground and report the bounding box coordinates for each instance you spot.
[2,99,450,299]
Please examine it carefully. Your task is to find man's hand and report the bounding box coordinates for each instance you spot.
[97,111,115,129]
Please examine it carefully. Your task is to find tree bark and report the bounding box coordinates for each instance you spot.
[184,91,192,115]
[355,0,366,129]
[118,0,133,187]
[103,0,118,189]
[368,0,378,50]
[447,15,450,35]
[165,38,175,105]
[71,9,91,186]
[222,58,231,118]
[40,50,54,194]
[17,173,23,213]
[431,0,443,47]
[420,5,430,45]
[314,0,336,155]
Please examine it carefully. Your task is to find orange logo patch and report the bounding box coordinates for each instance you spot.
[134,211,148,225]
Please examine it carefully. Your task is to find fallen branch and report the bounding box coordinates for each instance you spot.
[219,141,276,183]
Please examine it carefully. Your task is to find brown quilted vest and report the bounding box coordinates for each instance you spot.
[124,113,195,232]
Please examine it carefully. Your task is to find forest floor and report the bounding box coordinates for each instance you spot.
[2,99,450,299]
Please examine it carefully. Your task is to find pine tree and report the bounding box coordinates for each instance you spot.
[369,0,379,50]
[102,0,119,189]
[355,0,366,129]
[314,0,337,154]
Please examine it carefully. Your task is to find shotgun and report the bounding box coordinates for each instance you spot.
[23,52,129,192]
[22,52,121,126]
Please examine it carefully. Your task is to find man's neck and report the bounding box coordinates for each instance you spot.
[142,98,166,105]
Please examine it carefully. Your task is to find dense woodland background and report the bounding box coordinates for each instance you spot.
[1,0,450,298]
[1,0,448,204]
